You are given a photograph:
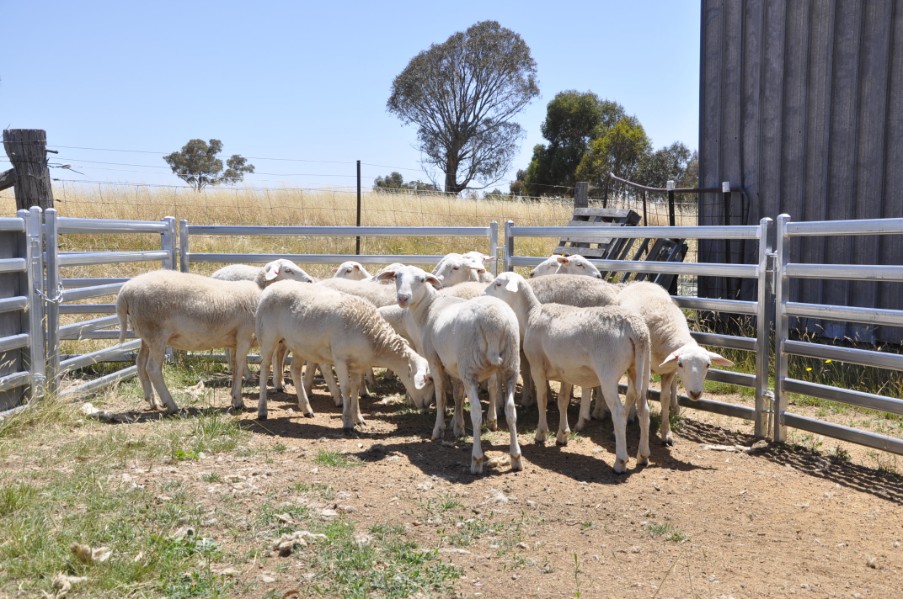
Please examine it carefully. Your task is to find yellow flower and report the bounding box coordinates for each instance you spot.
[806,367,812,372]
[824,359,833,364]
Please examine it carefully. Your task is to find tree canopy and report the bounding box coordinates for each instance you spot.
[521,91,697,200]
[373,171,438,193]
[163,139,254,191]
[387,20,539,194]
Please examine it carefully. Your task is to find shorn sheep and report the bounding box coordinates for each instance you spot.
[529,254,602,278]
[116,270,260,413]
[333,261,372,280]
[485,272,651,473]
[379,265,522,474]
[255,281,433,434]
[431,252,488,286]
[211,258,314,384]
[617,281,735,445]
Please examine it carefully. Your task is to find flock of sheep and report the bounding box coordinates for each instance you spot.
[115,251,734,474]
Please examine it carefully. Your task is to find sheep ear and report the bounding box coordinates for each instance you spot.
[376,270,396,282]
[264,266,280,281]
[659,352,680,369]
[556,255,569,264]
[505,277,519,292]
[708,351,735,367]
[426,274,442,289]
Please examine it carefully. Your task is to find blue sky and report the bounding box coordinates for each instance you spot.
[0,1,701,195]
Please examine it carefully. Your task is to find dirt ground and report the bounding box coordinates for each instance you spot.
[79,371,902,599]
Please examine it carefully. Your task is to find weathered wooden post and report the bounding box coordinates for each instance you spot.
[2,129,55,211]
[573,181,588,209]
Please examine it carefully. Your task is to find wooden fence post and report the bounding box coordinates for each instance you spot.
[574,181,588,209]
[2,129,55,211]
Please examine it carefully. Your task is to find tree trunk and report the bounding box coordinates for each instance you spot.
[2,129,55,211]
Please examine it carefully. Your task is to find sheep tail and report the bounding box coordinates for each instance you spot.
[632,332,651,406]
[116,293,129,344]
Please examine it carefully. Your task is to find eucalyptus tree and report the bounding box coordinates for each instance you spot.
[163,139,254,191]
[388,21,539,194]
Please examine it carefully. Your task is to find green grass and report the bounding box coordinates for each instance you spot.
[314,449,360,468]
[645,521,689,543]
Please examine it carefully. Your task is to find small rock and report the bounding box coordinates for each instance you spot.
[259,574,276,583]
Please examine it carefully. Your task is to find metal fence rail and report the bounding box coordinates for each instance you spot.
[179,223,500,274]
[774,214,903,454]
[43,208,177,397]
[0,208,45,406]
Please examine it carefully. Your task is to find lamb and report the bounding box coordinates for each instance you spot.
[431,252,488,286]
[485,272,651,473]
[116,270,260,413]
[255,280,433,433]
[211,259,315,287]
[617,281,735,446]
[378,265,522,474]
[439,281,487,300]
[529,254,603,279]
[333,260,372,280]
[461,251,495,282]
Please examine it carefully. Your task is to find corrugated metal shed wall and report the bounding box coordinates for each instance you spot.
[698,0,903,344]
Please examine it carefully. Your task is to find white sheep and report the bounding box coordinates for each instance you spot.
[255,281,433,433]
[617,281,735,446]
[439,281,487,300]
[211,258,314,384]
[529,254,603,279]
[485,272,651,473]
[211,259,315,287]
[333,260,372,280]
[431,252,488,286]
[461,251,495,282]
[116,270,260,413]
[378,265,523,474]
[316,277,398,307]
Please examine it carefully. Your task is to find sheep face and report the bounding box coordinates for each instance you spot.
[659,343,735,400]
[407,356,434,408]
[484,271,525,303]
[433,255,486,286]
[263,259,314,284]
[334,261,371,280]
[378,265,441,309]
[529,254,602,279]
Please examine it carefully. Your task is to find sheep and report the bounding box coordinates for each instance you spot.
[617,281,735,446]
[211,258,314,385]
[211,259,315,287]
[439,281,487,300]
[529,254,603,279]
[461,251,495,282]
[485,271,651,473]
[116,270,260,413]
[333,260,372,280]
[316,277,398,307]
[431,252,488,286]
[255,280,433,433]
[378,265,522,474]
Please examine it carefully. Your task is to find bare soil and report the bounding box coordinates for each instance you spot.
[74,374,903,598]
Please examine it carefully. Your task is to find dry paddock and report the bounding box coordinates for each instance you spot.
[56,368,902,599]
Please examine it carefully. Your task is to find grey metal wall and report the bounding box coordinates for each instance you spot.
[698,0,903,344]
[0,230,25,411]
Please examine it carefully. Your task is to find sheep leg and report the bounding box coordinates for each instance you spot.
[290,357,315,418]
[465,380,485,474]
[230,337,252,410]
[629,373,651,465]
[503,373,523,471]
[485,373,499,431]
[532,370,550,444]
[430,361,448,441]
[135,341,159,410]
[658,372,675,446]
[359,373,370,399]
[317,364,344,407]
[302,361,316,395]
[257,341,275,419]
[575,386,594,432]
[669,376,680,416]
[145,342,178,414]
[334,361,363,434]
[555,381,572,446]
[599,379,629,474]
[450,379,466,438]
[592,386,609,420]
[272,343,288,392]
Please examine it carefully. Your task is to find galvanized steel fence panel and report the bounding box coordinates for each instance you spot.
[774,214,903,454]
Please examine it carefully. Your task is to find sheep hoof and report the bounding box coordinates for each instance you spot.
[303,411,315,419]
[470,457,484,475]
[343,427,359,438]
[663,437,674,447]
[534,438,545,446]
[555,438,568,447]
[257,413,268,421]
[487,420,498,432]
[510,454,523,472]
[612,460,627,474]
[637,455,650,467]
